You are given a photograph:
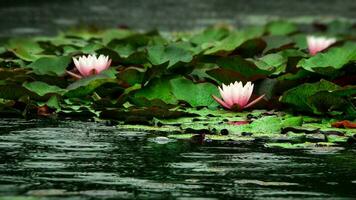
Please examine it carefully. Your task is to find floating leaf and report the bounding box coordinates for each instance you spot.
[297,42,356,72]
[266,21,298,36]
[27,56,72,76]
[6,38,44,61]
[281,80,340,113]
[117,67,144,85]
[134,77,219,107]
[263,35,295,53]
[207,56,271,83]
[101,29,135,45]
[23,81,66,97]
[190,26,230,49]
[65,74,116,97]
[253,53,287,74]
[204,27,264,54]
[133,77,178,105]
[170,77,219,107]
[147,44,193,68]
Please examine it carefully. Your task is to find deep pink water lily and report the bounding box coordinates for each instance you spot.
[212,81,265,111]
[67,54,112,78]
[307,36,336,56]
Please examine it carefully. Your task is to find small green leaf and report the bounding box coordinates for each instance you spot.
[46,95,61,110]
[253,53,287,74]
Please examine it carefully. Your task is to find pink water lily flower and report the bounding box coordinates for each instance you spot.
[307,36,336,56]
[212,81,265,111]
[67,54,112,78]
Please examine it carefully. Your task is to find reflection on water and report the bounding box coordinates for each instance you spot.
[0,118,355,199]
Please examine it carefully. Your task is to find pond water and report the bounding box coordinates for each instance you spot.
[0,118,356,199]
[1,0,355,36]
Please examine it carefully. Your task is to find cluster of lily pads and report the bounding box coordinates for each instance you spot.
[0,21,355,147]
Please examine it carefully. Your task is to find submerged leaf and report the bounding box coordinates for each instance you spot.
[331,120,356,129]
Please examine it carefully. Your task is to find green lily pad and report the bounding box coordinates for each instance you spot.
[207,56,271,83]
[297,42,356,72]
[266,21,298,36]
[27,56,72,76]
[6,38,44,61]
[189,26,230,49]
[65,74,117,98]
[133,77,178,105]
[147,44,193,68]
[23,81,66,97]
[281,80,340,113]
[204,27,264,54]
[134,77,219,107]
[170,77,219,107]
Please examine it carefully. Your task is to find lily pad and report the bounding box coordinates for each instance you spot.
[65,74,117,98]
[23,81,66,97]
[281,80,340,113]
[204,27,264,54]
[297,42,356,72]
[27,56,72,76]
[147,44,193,68]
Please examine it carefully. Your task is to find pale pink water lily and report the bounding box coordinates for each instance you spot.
[67,54,112,78]
[307,36,336,56]
[212,81,265,111]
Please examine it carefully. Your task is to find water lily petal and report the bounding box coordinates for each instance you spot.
[220,84,233,107]
[244,94,265,109]
[231,81,243,106]
[212,95,231,109]
[240,82,254,107]
[307,36,336,56]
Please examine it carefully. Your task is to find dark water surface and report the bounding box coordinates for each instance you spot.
[1,0,356,36]
[0,118,356,199]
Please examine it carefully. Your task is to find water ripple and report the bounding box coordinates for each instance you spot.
[0,119,355,199]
